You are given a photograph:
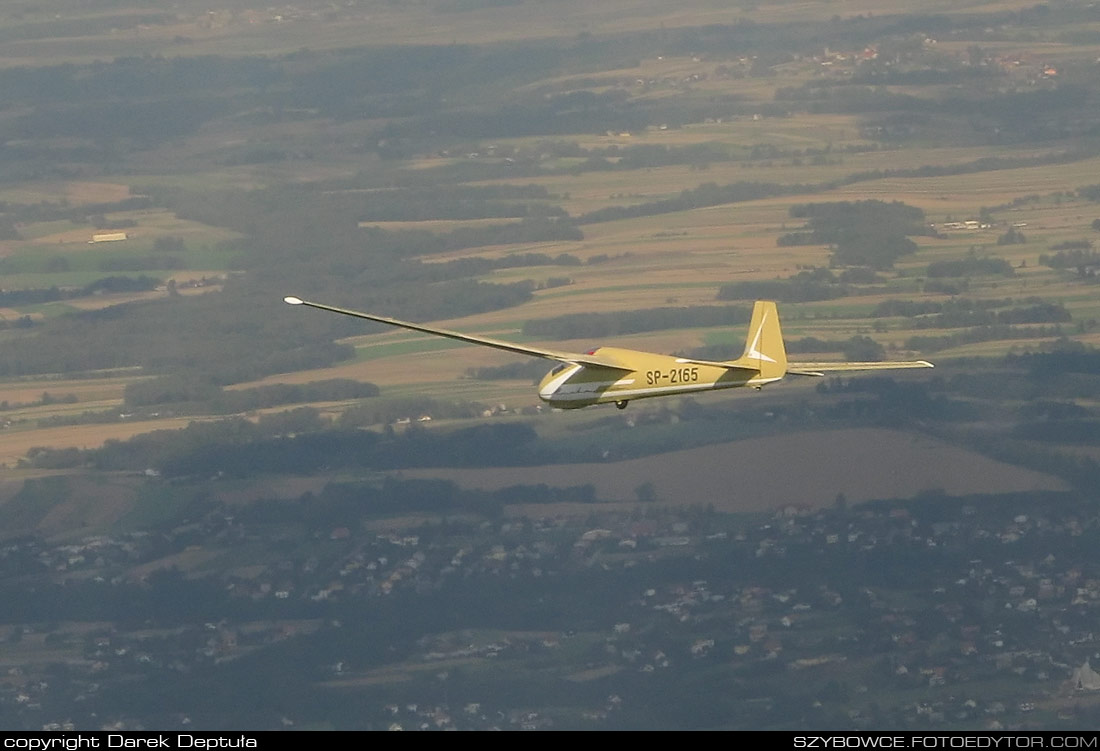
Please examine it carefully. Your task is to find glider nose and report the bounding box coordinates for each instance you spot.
[538,372,559,402]
[538,363,575,402]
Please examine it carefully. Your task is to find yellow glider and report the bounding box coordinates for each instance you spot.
[283,296,932,410]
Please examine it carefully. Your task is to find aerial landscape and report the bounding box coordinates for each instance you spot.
[3,0,1100,731]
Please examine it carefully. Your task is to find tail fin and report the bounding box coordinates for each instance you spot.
[734,300,787,380]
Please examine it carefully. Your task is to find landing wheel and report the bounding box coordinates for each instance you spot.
[615,400,629,410]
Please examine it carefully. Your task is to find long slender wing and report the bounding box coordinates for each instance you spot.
[673,356,934,376]
[284,296,629,369]
[786,360,934,377]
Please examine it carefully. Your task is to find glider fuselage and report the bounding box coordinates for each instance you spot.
[536,347,780,409]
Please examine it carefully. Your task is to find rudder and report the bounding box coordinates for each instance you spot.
[736,300,787,380]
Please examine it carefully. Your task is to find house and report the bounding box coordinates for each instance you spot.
[90,232,128,243]
[1072,660,1100,691]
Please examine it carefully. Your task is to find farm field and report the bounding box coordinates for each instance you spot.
[0,418,200,468]
[397,427,1068,511]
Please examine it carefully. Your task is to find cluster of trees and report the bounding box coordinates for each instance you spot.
[1006,347,1100,379]
[814,377,972,425]
[1050,240,1094,251]
[922,278,969,295]
[1040,248,1100,270]
[716,267,855,303]
[946,358,1100,405]
[997,228,1027,245]
[1080,184,1100,202]
[778,200,928,269]
[466,360,549,382]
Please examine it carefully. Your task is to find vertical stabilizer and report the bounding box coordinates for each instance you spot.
[734,300,787,380]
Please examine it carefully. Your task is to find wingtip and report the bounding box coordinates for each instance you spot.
[283,296,304,306]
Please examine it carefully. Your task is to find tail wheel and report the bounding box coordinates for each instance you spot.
[615,400,629,410]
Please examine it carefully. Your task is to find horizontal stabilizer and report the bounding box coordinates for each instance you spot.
[787,360,934,377]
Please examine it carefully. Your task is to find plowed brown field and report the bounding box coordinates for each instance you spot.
[398,428,1066,512]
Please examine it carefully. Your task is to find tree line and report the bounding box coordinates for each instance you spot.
[123,377,379,412]
[0,276,160,306]
[521,305,751,340]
